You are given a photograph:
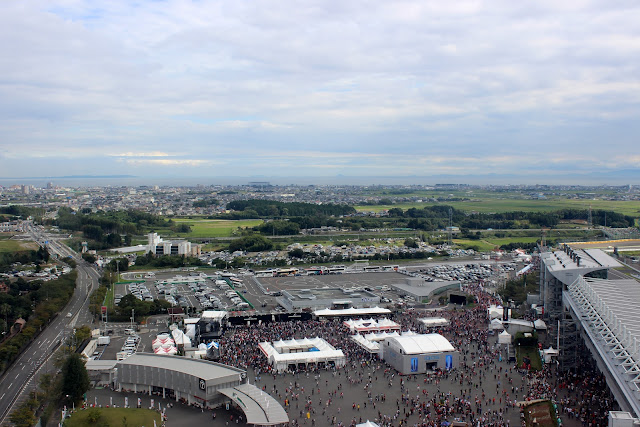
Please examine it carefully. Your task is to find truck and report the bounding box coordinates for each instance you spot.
[97,336,111,345]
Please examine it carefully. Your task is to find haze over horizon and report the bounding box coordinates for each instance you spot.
[1,1,639,182]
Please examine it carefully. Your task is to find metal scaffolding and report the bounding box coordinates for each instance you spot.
[567,276,640,391]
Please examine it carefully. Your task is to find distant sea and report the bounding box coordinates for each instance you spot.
[1,171,639,188]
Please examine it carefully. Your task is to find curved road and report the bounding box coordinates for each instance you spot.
[0,224,100,425]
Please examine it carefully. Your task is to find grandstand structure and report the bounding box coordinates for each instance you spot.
[540,244,640,417]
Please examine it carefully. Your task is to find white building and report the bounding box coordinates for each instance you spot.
[147,232,200,256]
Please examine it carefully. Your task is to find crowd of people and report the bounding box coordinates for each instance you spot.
[209,280,618,426]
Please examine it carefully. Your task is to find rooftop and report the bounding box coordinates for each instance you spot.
[117,353,244,380]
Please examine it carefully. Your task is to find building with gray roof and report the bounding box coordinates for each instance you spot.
[115,353,288,425]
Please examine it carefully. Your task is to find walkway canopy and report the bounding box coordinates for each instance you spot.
[314,307,391,317]
[219,383,289,425]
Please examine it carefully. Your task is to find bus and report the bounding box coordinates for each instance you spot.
[255,270,277,277]
[305,267,326,275]
[362,266,381,272]
[382,265,399,272]
[274,268,299,277]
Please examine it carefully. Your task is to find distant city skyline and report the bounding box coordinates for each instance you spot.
[1,1,639,181]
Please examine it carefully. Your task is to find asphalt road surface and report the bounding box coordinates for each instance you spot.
[0,226,100,425]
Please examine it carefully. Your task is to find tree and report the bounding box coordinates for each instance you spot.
[288,248,305,259]
[9,405,37,427]
[61,353,90,402]
[0,303,10,327]
[404,238,419,248]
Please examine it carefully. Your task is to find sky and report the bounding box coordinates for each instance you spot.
[1,0,639,184]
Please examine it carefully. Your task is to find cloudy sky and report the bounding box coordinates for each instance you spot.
[1,0,639,183]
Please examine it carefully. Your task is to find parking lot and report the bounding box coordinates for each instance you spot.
[112,261,521,316]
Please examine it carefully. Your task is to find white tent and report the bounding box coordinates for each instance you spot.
[259,337,346,373]
[534,319,547,330]
[488,305,510,320]
[356,421,380,427]
[172,329,192,348]
[543,347,559,363]
[498,330,512,344]
[490,319,505,331]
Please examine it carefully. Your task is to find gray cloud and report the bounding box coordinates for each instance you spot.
[1,0,639,179]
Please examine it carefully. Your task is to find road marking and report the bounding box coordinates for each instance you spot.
[9,382,13,388]
[21,365,25,370]
[15,373,19,379]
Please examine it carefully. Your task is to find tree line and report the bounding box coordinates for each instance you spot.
[227,200,356,217]
[53,207,172,250]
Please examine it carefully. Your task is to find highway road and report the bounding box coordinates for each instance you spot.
[0,224,100,425]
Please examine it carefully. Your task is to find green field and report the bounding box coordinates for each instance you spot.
[172,219,264,238]
[356,197,640,217]
[64,407,161,427]
[0,236,38,253]
[452,239,497,251]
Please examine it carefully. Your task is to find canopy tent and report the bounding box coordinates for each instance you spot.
[343,318,401,334]
[490,319,505,331]
[259,337,346,373]
[153,346,178,355]
[543,347,559,363]
[487,305,511,320]
[534,319,547,330]
[152,337,176,349]
[364,331,401,342]
[498,330,512,344]
[356,421,380,427]
[172,328,192,348]
[418,317,450,329]
[351,334,380,353]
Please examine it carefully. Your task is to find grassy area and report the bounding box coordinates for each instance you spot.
[452,239,496,252]
[64,407,162,427]
[0,237,38,253]
[485,236,541,246]
[172,218,264,238]
[355,197,640,217]
[517,346,543,371]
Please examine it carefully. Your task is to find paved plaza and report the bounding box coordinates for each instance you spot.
[74,283,615,426]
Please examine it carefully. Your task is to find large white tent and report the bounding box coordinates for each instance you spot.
[259,337,346,373]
